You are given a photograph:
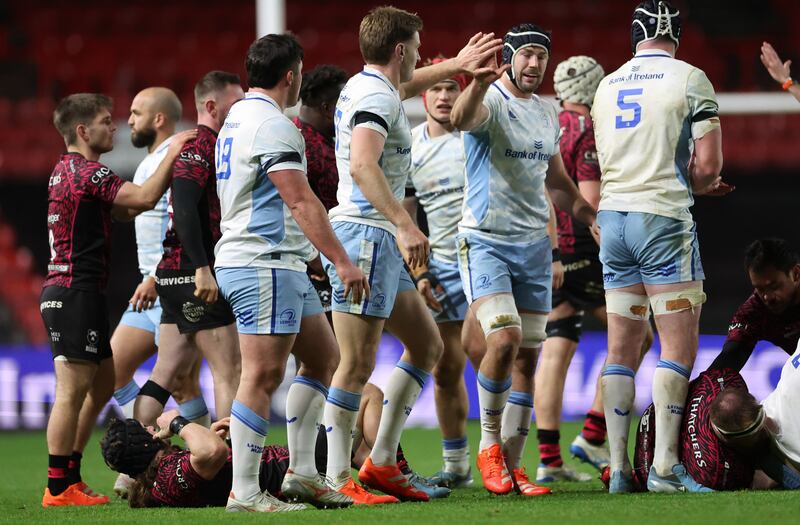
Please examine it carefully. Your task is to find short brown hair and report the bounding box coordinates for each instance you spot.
[359,6,423,65]
[194,70,241,111]
[53,93,113,145]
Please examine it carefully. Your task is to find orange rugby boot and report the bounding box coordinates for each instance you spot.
[42,483,111,507]
[511,467,552,496]
[338,478,399,505]
[476,444,513,495]
[358,457,429,502]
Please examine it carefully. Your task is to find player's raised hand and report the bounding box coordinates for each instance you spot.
[456,32,504,75]
[472,52,512,86]
[167,129,198,156]
[129,275,157,312]
[397,222,430,270]
[760,42,792,84]
[417,276,443,312]
[336,260,370,305]
[194,266,219,304]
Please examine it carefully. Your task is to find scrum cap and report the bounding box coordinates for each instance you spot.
[100,418,166,477]
[631,0,681,54]
[502,24,551,87]
[553,56,604,107]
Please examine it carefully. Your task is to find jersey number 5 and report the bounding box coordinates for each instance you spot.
[216,137,233,180]
[615,88,643,129]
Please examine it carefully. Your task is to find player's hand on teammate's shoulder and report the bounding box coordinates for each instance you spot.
[193,266,218,304]
[129,276,157,312]
[335,260,370,305]
[396,221,430,270]
[167,129,199,157]
[760,42,792,85]
[455,32,504,75]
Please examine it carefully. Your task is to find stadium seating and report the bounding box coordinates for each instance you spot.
[0,220,47,344]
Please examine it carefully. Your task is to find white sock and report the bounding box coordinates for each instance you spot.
[324,387,361,488]
[477,372,511,450]
[179,396,210,427]
[370,361,429,466]
[230,400,267,501]
[652,360,691,476]
[501,391,533,470]
[601,364,636,474]
[286,376,327,477]
[113,380,139,419]
[442,437,470,475]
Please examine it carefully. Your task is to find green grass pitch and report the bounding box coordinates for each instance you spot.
[1,421,795,524]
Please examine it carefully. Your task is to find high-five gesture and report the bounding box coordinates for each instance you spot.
[455,32,504,75]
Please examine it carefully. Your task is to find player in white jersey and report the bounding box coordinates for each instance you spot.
[590,1,731,493]
[215,34,367,513]
[450,24,598,496]
[402,60,473,488]
[322,6,503,503]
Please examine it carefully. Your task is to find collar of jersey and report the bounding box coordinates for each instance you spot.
[634,49,672,58]
[244,91,280,109]
[360,66,397,93]
[422,124,458,142]
[154,135,174,155]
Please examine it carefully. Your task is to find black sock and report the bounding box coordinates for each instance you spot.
[537,429,562,466]
[67,451,82,485]
[48,454,71,495]
[396,443,412,475]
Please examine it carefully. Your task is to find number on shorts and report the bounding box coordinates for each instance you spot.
[615,88,643,129]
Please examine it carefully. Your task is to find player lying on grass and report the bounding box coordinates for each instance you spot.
[100,383,448,508]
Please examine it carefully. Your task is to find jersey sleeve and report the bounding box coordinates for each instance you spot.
[686,68,720,139]
[150,451,204,507]
[253,118,307,175]
[351,91,398,139]
[575,129,601,182]
[78,163,125,204]
[470,88,504,133]
[173,142,212,190]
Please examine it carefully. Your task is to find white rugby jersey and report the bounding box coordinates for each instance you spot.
[408,123,465,264]
[214,92,315,272]
[592,49,719,221]
[132,136,172,277]
[762,343,800,466]
[329,66,413,234]
[459,80,560,242]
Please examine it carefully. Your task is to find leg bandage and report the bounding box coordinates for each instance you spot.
[605,292,650,321]
[649,283,706,315]
[520,313,547,348]
[475,294,520,337]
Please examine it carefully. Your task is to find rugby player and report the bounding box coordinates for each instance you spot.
[402,58,472,487]
[711,238,800,371]
[134,71,244,431]
[215,34,368,512]
[292,64,349,314]
[100,383,442,508]
[450,24,597,496]
[590,0,731,493]
[41,93,195,506]
[323,6,502,502]
[80,86,208,499]
[535,56,653,482]
[760,41,800,103]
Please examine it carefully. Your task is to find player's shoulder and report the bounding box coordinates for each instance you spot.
[731,292,766,324]
[411,122,426,142]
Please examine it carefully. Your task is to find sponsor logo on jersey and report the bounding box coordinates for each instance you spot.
[728,322,745,333]
[90,166,110,185]
[86,329,99,345]
[179,151,210,168]
[182,302,205,323]
[48,175,62,187]
[50,331,61,342]
[40,300,63,311]
[504,148,551,162]
[175,464,189,489]
[48,263,69,272]
[396,146,411,155]
[156,275,196,286]
[47,214,60,224]
[658,263,677,277]
[686,395,707,467]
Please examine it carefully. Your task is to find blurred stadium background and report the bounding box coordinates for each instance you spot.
[0,0,797,429]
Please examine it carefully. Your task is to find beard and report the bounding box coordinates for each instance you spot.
[130,127,156,149]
